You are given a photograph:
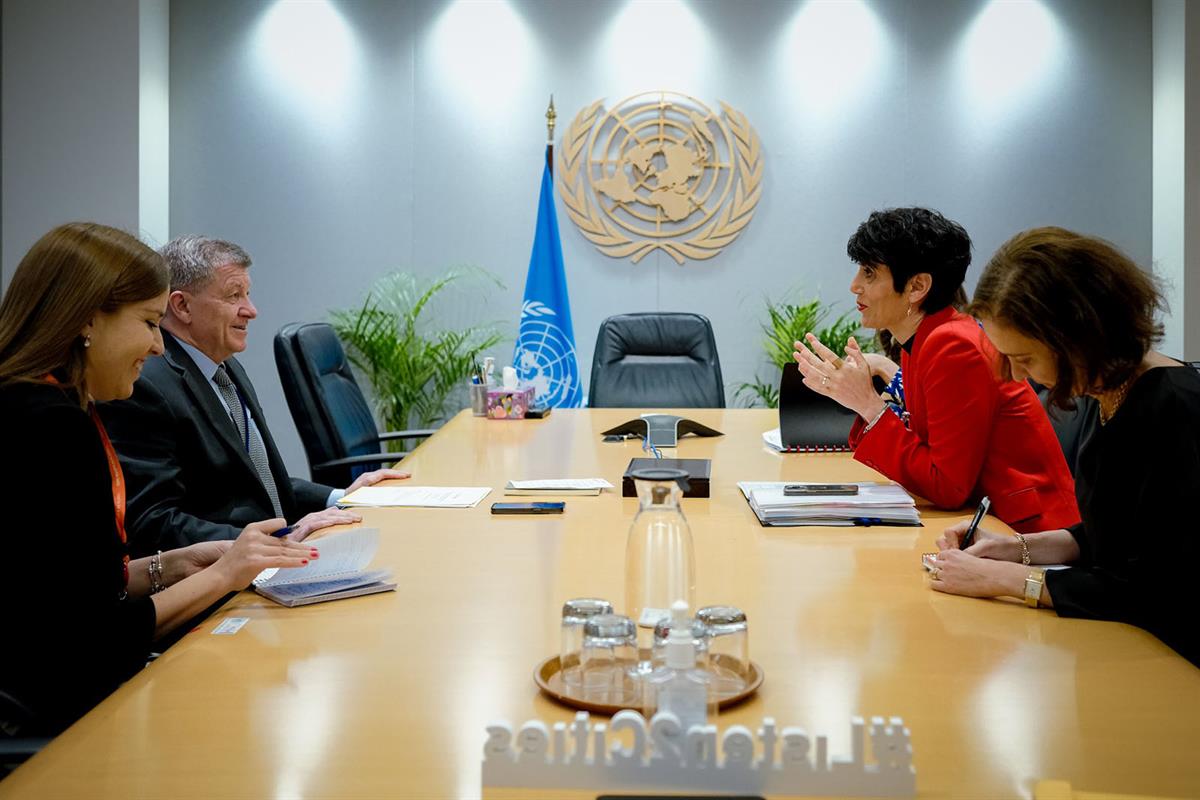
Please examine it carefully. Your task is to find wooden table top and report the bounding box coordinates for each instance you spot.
[3,409,1197,799]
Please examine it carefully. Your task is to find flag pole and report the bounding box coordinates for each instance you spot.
[545,95,556,175]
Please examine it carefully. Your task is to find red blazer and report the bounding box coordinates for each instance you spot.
[850,307,1080,533]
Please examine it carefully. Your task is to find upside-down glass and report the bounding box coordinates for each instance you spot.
[696,605,749,695]
[560,598,613,692]
[580,614,640,707]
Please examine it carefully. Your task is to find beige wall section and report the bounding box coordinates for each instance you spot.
[0,0,142,286]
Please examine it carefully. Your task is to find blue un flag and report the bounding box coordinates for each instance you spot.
[513,148,582,407]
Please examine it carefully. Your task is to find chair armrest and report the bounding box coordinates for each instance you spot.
[314,452,409,470]
[377,428,437,441]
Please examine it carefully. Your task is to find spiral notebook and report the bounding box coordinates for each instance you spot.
[252,528,396,607]
[773,363,856,452]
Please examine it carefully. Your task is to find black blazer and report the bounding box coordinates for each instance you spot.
[0,382,155,735]
[98,330,333,556]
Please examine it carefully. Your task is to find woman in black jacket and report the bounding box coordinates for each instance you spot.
[931,227,1200,667]
[0,223,318,736]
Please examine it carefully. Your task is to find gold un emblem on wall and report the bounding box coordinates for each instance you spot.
[558,91,763,264]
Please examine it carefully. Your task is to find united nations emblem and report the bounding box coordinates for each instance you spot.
[557,91,763,264]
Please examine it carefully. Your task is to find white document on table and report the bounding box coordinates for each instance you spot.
[338,486,492,508]
[506,478,613,490]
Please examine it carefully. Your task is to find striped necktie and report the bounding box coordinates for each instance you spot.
[213,364,283,518]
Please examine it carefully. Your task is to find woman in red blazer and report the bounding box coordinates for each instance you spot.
[793,208,1079,533]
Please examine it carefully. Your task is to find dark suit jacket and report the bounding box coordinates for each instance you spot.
[99,329,333,556]
[0,382,155,735]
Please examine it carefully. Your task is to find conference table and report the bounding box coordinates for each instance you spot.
[3,409,1198,799]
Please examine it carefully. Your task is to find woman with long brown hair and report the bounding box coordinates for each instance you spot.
[930,227,1200,666]
[0,223,318,736]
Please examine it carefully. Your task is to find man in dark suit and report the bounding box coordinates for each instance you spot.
[100,236,407,556]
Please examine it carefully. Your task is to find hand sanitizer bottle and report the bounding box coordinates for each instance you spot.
[642,601,716,733]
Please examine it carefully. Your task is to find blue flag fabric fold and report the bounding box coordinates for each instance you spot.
[513,149,582,407]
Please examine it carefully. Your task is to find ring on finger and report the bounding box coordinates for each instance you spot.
[930,567,940,579]
[831,357,845,370]
[821,376,830,387]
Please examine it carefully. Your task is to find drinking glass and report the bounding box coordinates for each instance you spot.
[560,598,613,692]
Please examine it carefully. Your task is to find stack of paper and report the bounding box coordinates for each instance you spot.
[503,478,614,496]
[338,486,492,508]
[253,527,395,607]
[737,481,921,527]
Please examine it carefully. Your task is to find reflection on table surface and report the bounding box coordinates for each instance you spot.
[3,409,1198,799]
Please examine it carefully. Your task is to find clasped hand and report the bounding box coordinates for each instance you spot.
[792,334,884,420]
[928,521,1023,597]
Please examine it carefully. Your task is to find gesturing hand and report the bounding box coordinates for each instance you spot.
[792,334,885,421]
[344,468,411,496]
[214,519,320,589]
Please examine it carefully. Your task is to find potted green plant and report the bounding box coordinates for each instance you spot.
[735,294,873,408]
[331,268,504,446]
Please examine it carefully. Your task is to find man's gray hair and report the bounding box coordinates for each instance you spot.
[158,235,252,292]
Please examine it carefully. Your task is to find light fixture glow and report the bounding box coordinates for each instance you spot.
[255,0,360,118]
[429,0,533,116]
[779,0,886,117]
[961,0,1063,112]
[601,0,709,92]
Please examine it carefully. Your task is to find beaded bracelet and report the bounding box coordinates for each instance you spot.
[149,551,166,594]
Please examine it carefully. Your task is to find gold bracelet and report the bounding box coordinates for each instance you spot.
[1013,533,1031,566]
[1023,568,1046,608]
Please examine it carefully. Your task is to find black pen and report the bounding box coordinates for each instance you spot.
[960,496,991,549]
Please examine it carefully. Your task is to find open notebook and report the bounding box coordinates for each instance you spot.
[253,527,395,607]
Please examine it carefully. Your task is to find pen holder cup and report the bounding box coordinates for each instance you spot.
[469,383,488,416]
[486,387,534,420]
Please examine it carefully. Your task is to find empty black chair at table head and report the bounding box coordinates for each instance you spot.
[588,312,725,408]
[274,322,434,487]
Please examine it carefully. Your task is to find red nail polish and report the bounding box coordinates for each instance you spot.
[301,559,309,565]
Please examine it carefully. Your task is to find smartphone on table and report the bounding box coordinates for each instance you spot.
[783,483,859,496]
[490,502,565,515]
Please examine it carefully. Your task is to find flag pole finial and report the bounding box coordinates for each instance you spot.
[546,95,557,144]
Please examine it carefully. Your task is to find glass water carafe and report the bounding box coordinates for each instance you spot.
[624,468,696,660]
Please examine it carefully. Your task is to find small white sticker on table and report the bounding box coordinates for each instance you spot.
[212,617,249,635]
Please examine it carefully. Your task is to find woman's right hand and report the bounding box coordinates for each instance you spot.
[935,521,1021,562]
[213,519,319,589]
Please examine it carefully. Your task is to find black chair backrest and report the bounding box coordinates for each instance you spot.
[588,312,725,408]
[777,363,857,450]
[1030,381,1097,476]
[275,322,382,479]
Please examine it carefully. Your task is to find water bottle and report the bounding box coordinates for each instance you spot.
[625,467,695,669]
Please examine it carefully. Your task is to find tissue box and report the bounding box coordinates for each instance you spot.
[486,387,534,420]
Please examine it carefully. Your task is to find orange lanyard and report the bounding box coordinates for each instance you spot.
[45,376,130,586]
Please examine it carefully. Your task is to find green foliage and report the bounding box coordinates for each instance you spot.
[331,269,504,441]
[734,293,874,409]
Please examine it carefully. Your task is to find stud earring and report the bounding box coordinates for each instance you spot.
[83,334,92,348]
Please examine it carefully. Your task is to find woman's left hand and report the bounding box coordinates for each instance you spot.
[928,549,1023,598]
[793,334,885,420]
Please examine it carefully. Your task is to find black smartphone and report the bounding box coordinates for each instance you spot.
[783,483,859,496]
[490,502,565,515]
[526,405,551,419]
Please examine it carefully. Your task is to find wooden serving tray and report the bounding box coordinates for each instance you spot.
[534,654,763,715]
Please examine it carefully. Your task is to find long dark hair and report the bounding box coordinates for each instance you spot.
[0,223,168,406]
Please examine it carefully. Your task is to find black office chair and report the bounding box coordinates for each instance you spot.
[275,322,436,487]
[588,312,725,408]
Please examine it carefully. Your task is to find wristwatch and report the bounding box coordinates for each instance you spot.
[1024,568,1047,608]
